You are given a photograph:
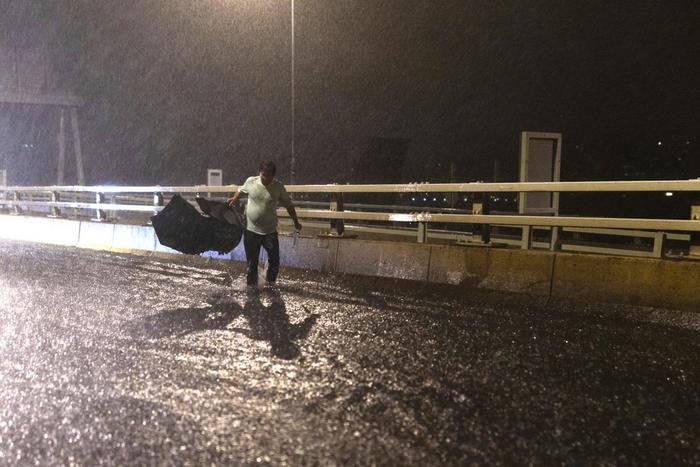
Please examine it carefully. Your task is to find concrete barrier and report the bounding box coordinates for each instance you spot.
[336,238,430,281]
[428,245,490,286]
[479,248,555,296]
[77,221,115,250]
[154,236,183,255]
[551,253,700,310]
[279,235,338,273]
[0,215,27,242]
[426,245,554,295]
[2,213,699,311]
[0,215,80,246]
[112,224,156,251]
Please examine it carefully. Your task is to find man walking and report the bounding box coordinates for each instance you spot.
[227,161,302,287]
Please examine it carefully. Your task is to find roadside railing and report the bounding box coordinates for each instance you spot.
[1,179,700,259]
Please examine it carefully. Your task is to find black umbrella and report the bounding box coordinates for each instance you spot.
[150,194,243,255]
[195,196,244,226]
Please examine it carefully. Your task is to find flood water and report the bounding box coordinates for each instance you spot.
[0,240,698,465]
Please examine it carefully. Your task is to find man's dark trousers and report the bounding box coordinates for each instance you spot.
[243,230,280,286]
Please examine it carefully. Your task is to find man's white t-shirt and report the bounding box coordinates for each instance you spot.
[239,176,292,235]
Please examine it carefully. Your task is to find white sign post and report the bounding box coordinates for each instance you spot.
[518,132,562,215]
[207,169,223,198]
[519,132,562,250]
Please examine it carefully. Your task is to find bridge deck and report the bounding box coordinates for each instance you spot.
[0,240,698,465]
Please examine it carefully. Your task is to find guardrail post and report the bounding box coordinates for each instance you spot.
[690,198,700,258]
[154,192,164,215]
[472,192,490,244]
[48,191,61,218]
[11,191,22,215]
[652,232,666,258]
[71,193,78,218]
[330,192,345,236]
[93,192,106,222]
[550,226,561,251]
[521,226,533,250]
[417,221,428,243]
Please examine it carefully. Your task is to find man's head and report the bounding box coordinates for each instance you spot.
[258,160,276,185]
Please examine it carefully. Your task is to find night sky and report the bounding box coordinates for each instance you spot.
[1,0,699,192]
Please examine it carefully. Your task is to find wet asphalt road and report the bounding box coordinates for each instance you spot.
[0,240,699,465]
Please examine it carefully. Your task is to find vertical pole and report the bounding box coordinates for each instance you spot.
[652,232,666,259]
[552,135,562,216]
[417,221,428,243]
[49,191,61,218]
[11,191,21,215]
[482,193,491,244]
[71,193,78,218]
[550,226,561,251]
[330,192,344,236]
[518,132,528,214]
[290,0,295,184]
[154,192,164,216]
[690,197,700,258]
[522,226,533,250]
[472,192,491,244]
[57,108,66,185]
[70,107,85,185]
[447,161,456,208]
[93,192,106,222]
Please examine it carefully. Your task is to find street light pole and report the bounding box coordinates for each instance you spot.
[290,0,296,184]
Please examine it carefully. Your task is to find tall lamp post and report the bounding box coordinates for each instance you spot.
[290,0,296,184]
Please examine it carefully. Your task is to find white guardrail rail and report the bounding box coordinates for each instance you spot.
[1,180,700,259]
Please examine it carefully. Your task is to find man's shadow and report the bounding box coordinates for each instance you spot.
[131,298,241,340]
[130,288,318,360]
[236,287,318,359]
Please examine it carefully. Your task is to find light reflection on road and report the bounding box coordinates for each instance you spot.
[0,240,699,465]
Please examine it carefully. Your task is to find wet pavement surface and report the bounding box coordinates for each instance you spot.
[0,239,699,465]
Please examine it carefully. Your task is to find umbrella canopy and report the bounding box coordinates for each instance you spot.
[195,196,244,226]
[151,194,243,255]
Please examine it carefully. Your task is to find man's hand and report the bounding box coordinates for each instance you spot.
[286,206,302,232]
[227,191,241,207]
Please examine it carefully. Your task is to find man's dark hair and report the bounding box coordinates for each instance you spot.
[259,160,276,176]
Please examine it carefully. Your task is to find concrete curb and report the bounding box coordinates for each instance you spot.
[1,214,698,311]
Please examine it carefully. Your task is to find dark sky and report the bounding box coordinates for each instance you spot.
[1,0,699,186]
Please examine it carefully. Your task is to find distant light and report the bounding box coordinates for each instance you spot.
[657,141,662,146]
[411,197,415,201]
[423,198,426,201]
[443,197,447,202]
[666,192,674,197]
[432,198,437,202]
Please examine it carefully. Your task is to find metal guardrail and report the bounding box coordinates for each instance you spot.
[3,178,700,193]
[2,179,699,258]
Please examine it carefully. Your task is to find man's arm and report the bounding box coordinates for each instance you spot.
[279,184,301,231]
[227,189,242,207]
[228,178,252,207]
[287,205,302,231]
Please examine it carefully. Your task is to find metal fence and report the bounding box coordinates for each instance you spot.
[2,179,700,259]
